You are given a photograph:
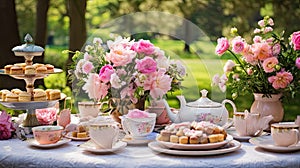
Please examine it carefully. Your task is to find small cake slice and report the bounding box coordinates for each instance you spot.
[1,90,11,101]
[4,65,13,74]
[33,90,47,101]
[6,93,19,102]
[199,134,209,144]
[45,64,54,73]
[10,66,23,75]
[179,136,189,144]
[189,135,200,144]
[11,88,22,95]
[77,132,87,138]
[36,66,47,73]
[18,91,32,102]
[49,89,61,100]
[24,65,36,75]
[170,135,179,143]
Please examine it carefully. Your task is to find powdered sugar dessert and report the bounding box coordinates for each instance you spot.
[126,109,150,118]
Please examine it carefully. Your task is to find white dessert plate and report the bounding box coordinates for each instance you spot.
[27,138,71,148]
[227,129,269,141]
[122,132,157,145]
[156,134,233,150]
[79,140,127,153]
[64,132,90,141]
[249,136,300,152]
[148,140,241,156]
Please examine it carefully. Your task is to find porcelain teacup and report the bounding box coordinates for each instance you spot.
[78,101,108,118]
[271,123,299,147]
[32,125,64,145]
[89,122,119,149]
[120,109,156,140]
[233,110,273,136]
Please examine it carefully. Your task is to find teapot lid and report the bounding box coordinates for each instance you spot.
[12,34,44,53]
[186,89,222,108]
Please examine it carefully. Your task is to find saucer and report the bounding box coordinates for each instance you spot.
[122,132,157,145]
[249,136,300,152]
[148,140,241,156]
[227,128,269,141]
[27,138,71,148]
[79,140,127,153]
[64,132,90,141]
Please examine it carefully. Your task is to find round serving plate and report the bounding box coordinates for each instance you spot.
[0,68,63,79]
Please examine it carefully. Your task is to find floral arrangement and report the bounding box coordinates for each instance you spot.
[0,111,15,140]
[69,35,186,113]
[213,16,300,99]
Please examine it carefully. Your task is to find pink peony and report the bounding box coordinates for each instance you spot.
[144,69,172,99]
[0,111,15,140]
[231,36,245,54]
[296,57,300,69]
[242,44,258,65]
[262,57,278,73]
[127,109,149,118]
[136,56,157,74]
[215,37,229,56]
[36,108,58,125]
[131,39,156,55]
[268,71,293,89]
[99,64,114,83]
[251,42,273,61]
[106,46,136,67]
[82,73,109,100]
[82,61,94,74]
[291,31,300,50]
[272,43,281,56]
[223,60,236,73]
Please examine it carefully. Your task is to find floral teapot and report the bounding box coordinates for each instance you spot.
[163,89,236,126]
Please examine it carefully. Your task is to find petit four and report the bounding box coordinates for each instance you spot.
[18,91,32,102]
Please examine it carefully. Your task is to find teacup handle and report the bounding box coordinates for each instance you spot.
[120,117,131,135]
[222,99,237,114]
[290,129,299,147]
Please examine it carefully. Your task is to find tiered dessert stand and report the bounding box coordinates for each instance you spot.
[0,34,64,128]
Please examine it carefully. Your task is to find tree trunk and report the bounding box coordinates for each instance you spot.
[34,0,50,88]
[67,0,87,89]
[0,0,24,90]
[183,20,191,53]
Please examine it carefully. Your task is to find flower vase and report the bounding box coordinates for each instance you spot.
[250,93,284,127]
[110,97,146,123]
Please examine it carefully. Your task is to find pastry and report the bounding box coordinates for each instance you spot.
[159,130,171,142]
[6,93,19,102]
[11,88,22,95]
[33,90,47,101]
[170,135,179,143]
[18,91,31,102]
[189,135,200,144]
[199,134,208,144]
[33,63,44,69]
[1,90,10,101]
[24,65,36,75]
[4,65,13,74]
[36,66,47,73]
[77,132,87,138]
[179,136,189,144]
[45,64,54,73]
[45,89,52,100]
[49,89,61,100]
[10,66,23,75]
[72,131,78,137]
[208,134,220,143]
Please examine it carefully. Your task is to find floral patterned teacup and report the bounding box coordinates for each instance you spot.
[120,112,156,140]
[271,123,299,147]
[32,125,63,145]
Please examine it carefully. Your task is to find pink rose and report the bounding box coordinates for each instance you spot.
[258,20,265,27]
[82,61,94,74]
[106,46,136,67]
[215,37,229,56]
[223,60,235,73]
[251,42,272,61]
[36,108,58,125]
[127,109,149,118]
[268,71,293,89]
[262,57,278,73]
[296,57,300,69]
[0,111,15,140]
[136,56,157,74]
[231,36,245,54]
[131,39,156,55]
[99,65,114,83]
[291,31,300,50]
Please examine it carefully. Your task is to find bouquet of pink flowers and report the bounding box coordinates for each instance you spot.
[213,16,300,99]
[69,35,186,112]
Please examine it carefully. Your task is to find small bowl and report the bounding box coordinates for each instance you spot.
[32,125,63,145]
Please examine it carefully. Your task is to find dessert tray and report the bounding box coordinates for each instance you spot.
[122,132,157,145]
[249,136,300,153]
[148,140,241,156]
[79,140,127,154]
[26,138,71,148]
[156,134,233,150]
[64,132,90,141]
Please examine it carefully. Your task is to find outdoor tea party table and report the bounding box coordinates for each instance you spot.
[1,136,300,168]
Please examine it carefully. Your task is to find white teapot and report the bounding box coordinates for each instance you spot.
[163,89,236,126]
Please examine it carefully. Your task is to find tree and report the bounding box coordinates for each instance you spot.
[66,0,87,88]
[0,0,24,90]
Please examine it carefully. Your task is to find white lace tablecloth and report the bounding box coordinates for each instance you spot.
[1,137,300,168]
